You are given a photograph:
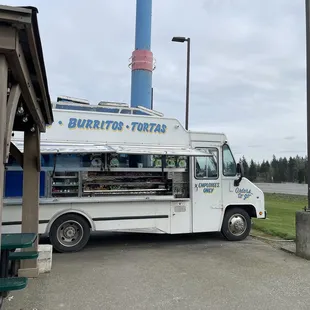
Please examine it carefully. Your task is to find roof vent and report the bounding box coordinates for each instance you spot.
[98,101,129,108]
[57,95,90,105]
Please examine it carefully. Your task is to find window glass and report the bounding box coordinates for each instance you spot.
[222,144,237,176]
[133,110,149,115]
[120,109,131,114]
[195,148,218,179]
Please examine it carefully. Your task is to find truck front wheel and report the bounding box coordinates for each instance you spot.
[49,214,90,253]
[221,207,251,241]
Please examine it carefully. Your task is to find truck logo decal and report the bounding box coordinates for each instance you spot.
[67,118,167,134]
[235,187,253,200]
[199,182,220,194]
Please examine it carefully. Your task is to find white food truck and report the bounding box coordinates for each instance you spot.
[3,96,266,252]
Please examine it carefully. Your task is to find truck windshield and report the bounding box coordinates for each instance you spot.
[222,144,237,176]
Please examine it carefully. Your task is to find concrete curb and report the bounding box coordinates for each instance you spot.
[250,234,291,242]
[251,233,297,256]
[280,246,296,255]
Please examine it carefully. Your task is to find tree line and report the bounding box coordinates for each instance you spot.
[239,155,308,184]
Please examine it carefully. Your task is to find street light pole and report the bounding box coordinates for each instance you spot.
[306,0,310,209]
[172,36,191,130]
[185,38,190,131]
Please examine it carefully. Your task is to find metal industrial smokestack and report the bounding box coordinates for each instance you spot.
[129,0,154,109]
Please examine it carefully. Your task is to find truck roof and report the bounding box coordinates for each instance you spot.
[53,96,164,118]
[12,98,228,156]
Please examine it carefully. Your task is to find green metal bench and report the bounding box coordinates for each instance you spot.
[0,233,38,309]
[0,277,28,307]
[9,251,39,261]
[9,251,39,277]
[0,277,28,291]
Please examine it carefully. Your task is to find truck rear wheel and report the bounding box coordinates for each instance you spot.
[221,207,251,241]
[49,214,90,253]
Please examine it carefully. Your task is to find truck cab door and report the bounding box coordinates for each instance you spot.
[221,144,264,213]
[221,144,242,207]
[191,145,223,232]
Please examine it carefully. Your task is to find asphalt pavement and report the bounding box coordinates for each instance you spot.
[255,182,307,196]
[4,232,310,310]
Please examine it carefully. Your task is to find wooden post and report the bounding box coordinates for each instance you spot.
[19,127,40,278]
[4,84,21,162]
[0,54,8,260]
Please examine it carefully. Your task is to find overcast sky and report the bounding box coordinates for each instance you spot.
[5,0,307,162]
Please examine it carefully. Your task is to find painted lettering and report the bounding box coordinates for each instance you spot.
[235,188,252,194]
[93,120,100,129]
[112,121,119,131]
[77,119,86,128]
[68,118,77,129]
[154,124,161,133]
[66,118,168,134]
[203,188,214,194]
[105,120,113,130]
[199,182,220,188]
[149,123,157,132]
[143,123,149,132]
[198,182,220,194]
[85,119,93,129]
[118,121,124,131]
[131,122,138,131]
[235,187,253,200]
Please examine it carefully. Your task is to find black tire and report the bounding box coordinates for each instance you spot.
[221,207,251,241]
[49,214,90,253]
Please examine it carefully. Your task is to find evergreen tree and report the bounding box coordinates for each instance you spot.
[265,160,271,182]
[249,159,257,182]
[241,156,249,179]
[288,157,297,182]
[271,155,280,182]
[239,154,308,184]
[298,168,305,184]
[259,160,268,181]
[278,157,288,182]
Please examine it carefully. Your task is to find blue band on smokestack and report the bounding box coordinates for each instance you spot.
[130,0,153,109]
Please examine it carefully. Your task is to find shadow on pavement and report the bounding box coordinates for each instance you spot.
[39,231,227,253]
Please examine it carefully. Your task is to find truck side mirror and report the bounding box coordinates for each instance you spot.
[236,162,243,176]
[234,162,244,186]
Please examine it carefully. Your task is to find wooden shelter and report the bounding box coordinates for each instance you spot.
[0,5,53,277]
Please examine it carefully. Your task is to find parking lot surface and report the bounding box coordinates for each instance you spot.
[5,232,310,310]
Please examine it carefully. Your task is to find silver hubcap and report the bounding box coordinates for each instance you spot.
[57,220,84,247]
[228,214,247,236]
